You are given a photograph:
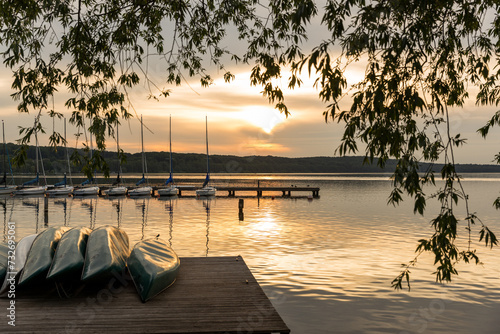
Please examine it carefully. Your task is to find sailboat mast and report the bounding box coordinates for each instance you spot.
[117,123,122,175]
[2,121,6,182]
[64,118,72,185]
[169,115,172,178]
[205,116,209,175]
[34,118,39,184]
[141,115,145,176]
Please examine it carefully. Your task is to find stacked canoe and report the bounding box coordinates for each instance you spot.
[0,226,180,302]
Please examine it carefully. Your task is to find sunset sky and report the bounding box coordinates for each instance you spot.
[0,8,498,166]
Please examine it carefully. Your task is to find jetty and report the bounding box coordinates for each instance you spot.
[148,185,320,198]
[4,256,290,334]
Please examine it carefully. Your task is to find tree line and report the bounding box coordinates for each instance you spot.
[3,143,500,175]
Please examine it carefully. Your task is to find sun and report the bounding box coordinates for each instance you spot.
[238,106,286,133]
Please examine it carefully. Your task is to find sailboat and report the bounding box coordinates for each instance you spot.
[46,118,74,196]
[0,121,16,195]
[157,115,178,197]
[73,131,99,196]
[14,117,46,196]
[104,123,127,196]
[128,115,152,197]
[196,116,216,197]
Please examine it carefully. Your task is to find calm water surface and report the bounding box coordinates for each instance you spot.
[1,173,499,333]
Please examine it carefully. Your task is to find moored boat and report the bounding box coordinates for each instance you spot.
[128,186,152,197]
[73,186,99,196]
[196,116,217,197]
[127,237,180,302]
[158,115,178,197]
[129,115,152,197]
[47,227,92,280]
[18,226,70,287]
[104,185,128,196]
[81,226,129,282]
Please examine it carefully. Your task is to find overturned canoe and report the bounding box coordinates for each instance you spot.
[0,234,37,294]
[81,226,129,282]
[0,242,10,283]
[127,237,180,302]
[18,227,70,287]
[47,227,92,281]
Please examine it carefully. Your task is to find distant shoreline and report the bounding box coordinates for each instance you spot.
[3,143,500,174]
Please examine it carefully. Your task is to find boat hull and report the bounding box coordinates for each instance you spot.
[0,242,9,283]
[18,226,70,287]
[14,186,46,196]
[81,226,129,282]
[128,186,152,197]
[0,186,16,195]
[47,227,92,280]
[157,186,178,197]
[196,186,216,197]
[45,186,74,196]
[127,238,180,302]
[73,186,99,196]
[0,234,37,294]
[105,186,128,196]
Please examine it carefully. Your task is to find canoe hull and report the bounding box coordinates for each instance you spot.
[127,238,180,302]
[47,227,92,280]
[81,226,129,282]
[0,234,37,294]
[0,242,10,283]
[18,227,70,287]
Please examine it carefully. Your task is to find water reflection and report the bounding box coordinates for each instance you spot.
[21,197,41,233]
[1,196,13,242]
[134,198,149,240]
[201,198,212,257]
[77,196,98,229]
[110,197,124,229]
[54,198,71,226]
[1,176,499,333]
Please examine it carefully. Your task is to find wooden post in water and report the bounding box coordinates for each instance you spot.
[238,199,244,221]
[44,196,49,226]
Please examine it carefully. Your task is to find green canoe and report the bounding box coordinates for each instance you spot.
[0,234,37,294]
[127,237,180,302]
[47,227,92,280]
[81,226,129,282]
[18,227,70,287]
[0,241,10,283]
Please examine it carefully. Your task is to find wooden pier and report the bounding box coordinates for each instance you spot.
[3,256,290,334]
[156,185,320,198]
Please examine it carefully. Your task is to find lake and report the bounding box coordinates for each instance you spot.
[1,173,499,333]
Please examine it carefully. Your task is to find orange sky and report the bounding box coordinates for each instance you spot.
[0,62,498,164]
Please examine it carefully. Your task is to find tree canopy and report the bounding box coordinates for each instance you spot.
[1,0,499,289]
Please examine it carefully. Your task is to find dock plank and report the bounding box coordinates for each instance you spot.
[1,256,289,334]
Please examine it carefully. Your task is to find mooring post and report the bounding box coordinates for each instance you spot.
[44,196,49,225]
[238,199,244,221]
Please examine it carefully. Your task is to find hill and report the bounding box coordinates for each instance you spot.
[2,143,500,175]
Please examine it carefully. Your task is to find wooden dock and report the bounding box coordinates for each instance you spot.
[156,185,320,198]
[2,257,290,334]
